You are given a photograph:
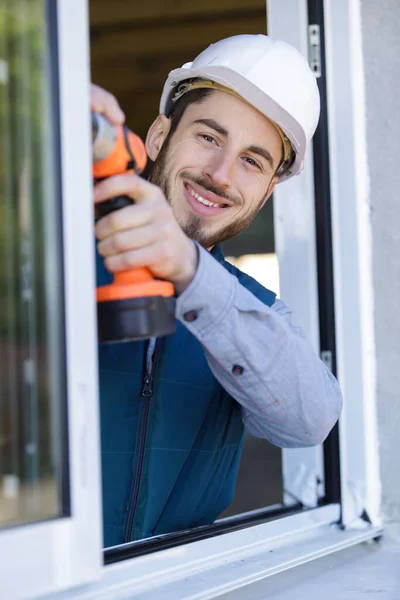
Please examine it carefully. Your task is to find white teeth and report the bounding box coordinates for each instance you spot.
[188,187,222,208]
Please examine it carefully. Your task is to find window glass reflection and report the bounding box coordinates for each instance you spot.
[0,0,66,527]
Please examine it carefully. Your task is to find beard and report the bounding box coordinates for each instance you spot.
[149,132,270,249]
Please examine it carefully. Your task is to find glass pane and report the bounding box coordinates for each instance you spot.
[0,0,67,528]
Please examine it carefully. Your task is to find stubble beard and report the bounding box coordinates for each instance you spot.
[149,133,269,249]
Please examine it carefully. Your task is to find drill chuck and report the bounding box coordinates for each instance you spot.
[92,112,118,163]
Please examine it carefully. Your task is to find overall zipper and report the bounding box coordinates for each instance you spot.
[123,338,160,543]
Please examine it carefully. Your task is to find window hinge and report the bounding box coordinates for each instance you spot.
[321,350,333,372]
[309,24,322,78]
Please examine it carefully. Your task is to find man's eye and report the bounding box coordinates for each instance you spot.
[243,156,260,169]
[200,134,216,144]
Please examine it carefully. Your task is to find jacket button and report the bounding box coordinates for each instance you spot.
[183,310,198,322]
[232,364,244,376]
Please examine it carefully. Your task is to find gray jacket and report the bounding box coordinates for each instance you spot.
[174,243,343,448]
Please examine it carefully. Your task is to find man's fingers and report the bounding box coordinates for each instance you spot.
[95,203,153,239]
[103,243,163,273]
[93,173,164,206]
[90,83,125,125]
[97,224,157,256]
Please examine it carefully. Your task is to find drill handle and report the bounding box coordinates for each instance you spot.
[96,195,132,218]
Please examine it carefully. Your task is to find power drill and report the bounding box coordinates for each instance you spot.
[92,112,176,343]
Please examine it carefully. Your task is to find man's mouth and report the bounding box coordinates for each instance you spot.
[183,181,232,216]
[189,188,223,208]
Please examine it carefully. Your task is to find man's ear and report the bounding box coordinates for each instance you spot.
[145,115,172,161]
[259,176,278,210]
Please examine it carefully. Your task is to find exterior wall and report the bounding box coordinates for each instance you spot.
[361,0,400,523]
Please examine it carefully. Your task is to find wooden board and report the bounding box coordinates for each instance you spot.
[90,12,266,61]
[90,0,267,28]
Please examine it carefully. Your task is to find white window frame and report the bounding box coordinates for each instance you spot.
[0,0,383,598]
[271,0,381,526]
[0,0,103,598]
[269,0,326,510]
[323,0,381,527]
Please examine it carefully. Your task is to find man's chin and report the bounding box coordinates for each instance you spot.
[186,228,224,250]
[177,208,237,249]
[181,225,210,248]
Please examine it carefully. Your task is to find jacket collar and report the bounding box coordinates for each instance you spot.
[210,245,225,263]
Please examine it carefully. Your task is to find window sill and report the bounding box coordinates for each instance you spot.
[42,504,382,600]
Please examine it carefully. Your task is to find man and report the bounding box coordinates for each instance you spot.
[93,34,343,548]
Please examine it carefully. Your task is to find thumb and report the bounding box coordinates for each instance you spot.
[90,83,125,126]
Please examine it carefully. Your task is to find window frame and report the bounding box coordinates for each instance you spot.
[0,0,383,598]
[269,0,327,511]
[0,0,103,598]
[323,0,381,526]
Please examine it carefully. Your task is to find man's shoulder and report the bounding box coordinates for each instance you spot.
[209,245,276,307]
[221,258,277,308]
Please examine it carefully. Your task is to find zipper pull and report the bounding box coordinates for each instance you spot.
[141,375,153,397]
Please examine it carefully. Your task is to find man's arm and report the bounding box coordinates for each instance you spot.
[176,244,343,449]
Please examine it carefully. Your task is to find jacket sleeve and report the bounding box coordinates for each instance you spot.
[175,244,343,449]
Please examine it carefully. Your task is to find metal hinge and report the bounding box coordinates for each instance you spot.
[321,350,333,372]
[309,24,322,78]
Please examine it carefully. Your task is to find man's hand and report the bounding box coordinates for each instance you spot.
[90,83,125,126]
[94,173,199,295]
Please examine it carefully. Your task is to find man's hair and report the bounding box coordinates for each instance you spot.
[167,87,213,136]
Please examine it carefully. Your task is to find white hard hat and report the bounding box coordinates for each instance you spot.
[159,34,320,181]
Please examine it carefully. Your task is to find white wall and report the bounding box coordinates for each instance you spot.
[361,0,400,524]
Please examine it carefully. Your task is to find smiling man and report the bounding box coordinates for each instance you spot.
[94,34,343,548]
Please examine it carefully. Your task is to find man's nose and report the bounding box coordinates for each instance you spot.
[202,151,234,189]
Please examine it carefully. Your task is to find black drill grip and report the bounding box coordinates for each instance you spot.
[97,195,133,218]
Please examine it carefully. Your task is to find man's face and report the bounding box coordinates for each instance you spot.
[146,90,283,248]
